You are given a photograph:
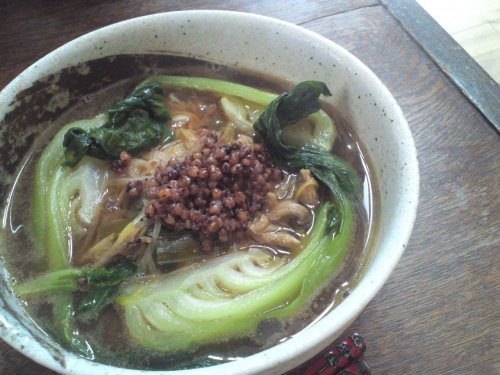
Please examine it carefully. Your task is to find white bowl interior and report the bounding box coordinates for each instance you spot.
[0,10,419,375]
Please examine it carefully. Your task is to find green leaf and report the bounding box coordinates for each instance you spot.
[78,284,121,320]
[254,81,361,207]
[78,259,137,321]
[14,259,137,297]
[107,84,169,125]
[82,258,138,288]
[62,128,94,167]
[13,268,81,296]
[52,294,95,359]
[63,84,172,166]
[90,109,163,157]
[275,81,332,127]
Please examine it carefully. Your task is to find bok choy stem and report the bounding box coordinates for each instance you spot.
[117,201,354,352]
[31,115,106,356]
[138,75,278,106]
[33,115,107,268]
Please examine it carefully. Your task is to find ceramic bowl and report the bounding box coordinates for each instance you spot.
[0,10,419,375]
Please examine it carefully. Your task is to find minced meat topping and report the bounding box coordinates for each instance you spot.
[137,129,283,252]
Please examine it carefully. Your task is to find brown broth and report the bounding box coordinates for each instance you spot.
[0,56,378,370]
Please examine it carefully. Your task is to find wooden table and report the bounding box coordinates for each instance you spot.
[1,1,498,374]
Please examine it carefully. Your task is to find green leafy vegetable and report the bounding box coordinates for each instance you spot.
[63,84,172,167]
[32,115,109,356]
[77,285,121,320]
[15,259,136,323]
[138,75,336,150]
[83,258,138,288]
[14,268,82,295]
[77,259,137,320]
[31,98,149,352]
[61,128,93,167]
[117,202,354,352]
[254,81,361,208]
[138,75,278,105]
[33,116,108,269]
[54,295,94,358]
[14,258,137,297]
[31,83,168,351]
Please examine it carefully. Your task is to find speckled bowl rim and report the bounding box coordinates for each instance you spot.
[0,10,419,375]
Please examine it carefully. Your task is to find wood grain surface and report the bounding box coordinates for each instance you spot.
[382,0,500,131]
[0,1,499,374]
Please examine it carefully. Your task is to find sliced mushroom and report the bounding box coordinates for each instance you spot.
[295,169,320,206]
[247,214,302,250]
[266,192,279,209]
[267,199,311,225]
[248,213,275,233]
[251,230,302,250]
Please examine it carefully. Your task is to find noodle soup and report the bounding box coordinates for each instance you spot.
[1,62,377,370]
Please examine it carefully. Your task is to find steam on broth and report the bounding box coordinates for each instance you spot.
[0,69,376,369]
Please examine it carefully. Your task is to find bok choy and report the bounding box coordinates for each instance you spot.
[117,201,354,352]
[33,115,108,269]
[14,258,137,297]
[14,259,137,319]
[138,76,336,151]
[114,80,360,352]
[31,115,109,356]
[254,81,361,210]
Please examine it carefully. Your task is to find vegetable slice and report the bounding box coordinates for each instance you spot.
[117,202,354,352]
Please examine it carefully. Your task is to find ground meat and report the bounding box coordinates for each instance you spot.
[126,180,144,198]
[111,151,132,173]
[142,129,283,252]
